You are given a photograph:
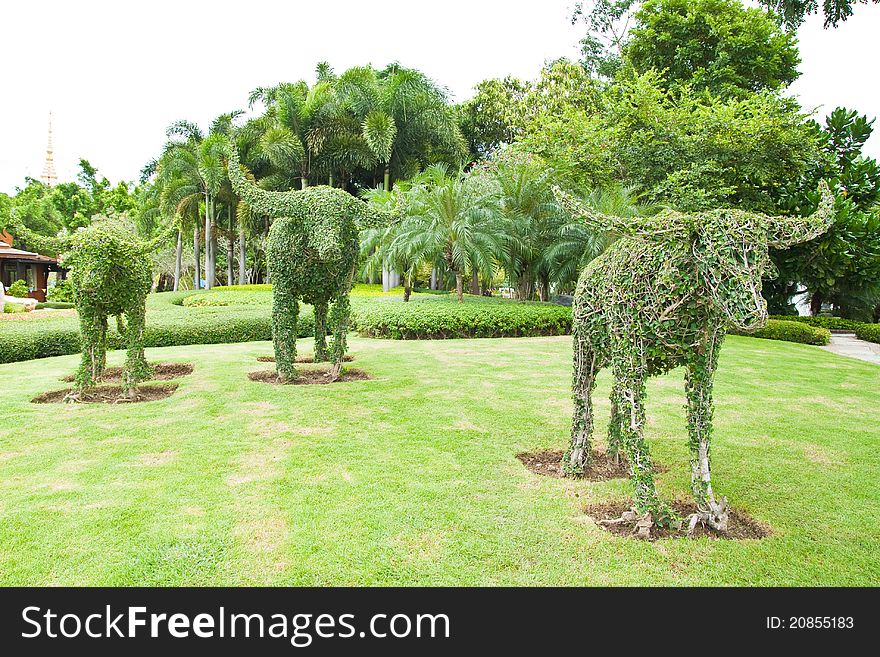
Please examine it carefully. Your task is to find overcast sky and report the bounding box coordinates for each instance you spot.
[1,0,877,194]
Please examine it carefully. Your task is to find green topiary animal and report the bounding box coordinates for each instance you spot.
[226,147,399,381]
[553,181,834,537]
[9,216,159,400]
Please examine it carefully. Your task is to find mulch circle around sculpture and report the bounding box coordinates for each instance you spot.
[584,500,770,541]
[256,355,354,363]
[61,362,193,383]
[32,383,179,404]
[517,449,666,481]
[248,368,371,385]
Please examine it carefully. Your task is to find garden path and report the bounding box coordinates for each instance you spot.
[821,332,880,365]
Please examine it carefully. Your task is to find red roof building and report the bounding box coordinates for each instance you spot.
[0,230,65,302]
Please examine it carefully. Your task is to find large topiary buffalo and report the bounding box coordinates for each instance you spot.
[553,181,834,537]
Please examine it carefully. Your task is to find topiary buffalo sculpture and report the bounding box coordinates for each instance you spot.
[553,181,834,537]
[226,147,400,382]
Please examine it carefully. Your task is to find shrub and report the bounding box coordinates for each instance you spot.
[855,324,880,344]
[46,279,74,303]
[732,319,830,345]
[6,280,29,298]
[3,302,28,314]
[35,302,75,309]
[352,297,572,339]
[768,315,862,331]
[182,295,229,307]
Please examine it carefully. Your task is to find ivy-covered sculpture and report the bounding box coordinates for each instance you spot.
[226,148,399,381]
[553,182,834,537]
[9,217,156,400]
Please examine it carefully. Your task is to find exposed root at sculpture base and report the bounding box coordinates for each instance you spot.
[686,496,730,536]
[517,449,666,481]
[257,354,354,363]
[248,367,371,385]
[61,362,194,383]
[32,383,179,404]
[584,500,769,541]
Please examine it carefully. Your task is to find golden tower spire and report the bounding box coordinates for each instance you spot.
[40,113,58,187]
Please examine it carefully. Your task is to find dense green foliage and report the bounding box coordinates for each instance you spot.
[522,70,821,211]
[34,301,75,310]
[6,280,29,297]
[770,108,880,320]
[760,0,879,29]
[768,314,864,330]
[46,278,73,302]
[65,220,154,395]
[2,302,27,314]
[730,319,830,345]
[352,296,572,339]
[227,147,399,381]
[556,181,834,535]
[0,290,297,364]
[0,286,579,363]
[854,323,880,343]
[626,0,800,99]
[0,160,138,249]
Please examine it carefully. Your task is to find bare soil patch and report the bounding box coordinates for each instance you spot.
[248,368,371,385]
[256,354,354,363]
[61,362,193,383]
[517,449,666,481]
[32,383,179,404]
[584,500,770,541]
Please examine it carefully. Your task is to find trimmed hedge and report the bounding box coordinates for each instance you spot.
[768,314,863,331]
[731,319,830,345]
[855,323,880,344]
[35,302,75,310]
[3,302,28,314]
[0,291,314,364]
[352,297,572,339]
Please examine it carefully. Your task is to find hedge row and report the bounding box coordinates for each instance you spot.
[855,323,880,344]
[8,286,863,364]
[768,315,864,331]
[351,298,572,339]
[730,319,831,346]
[0,294,315,364]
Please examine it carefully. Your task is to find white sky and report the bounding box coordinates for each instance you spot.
[1,0,878,194]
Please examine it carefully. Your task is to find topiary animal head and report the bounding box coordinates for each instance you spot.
[553,181,834,331]
[691,181,833,330]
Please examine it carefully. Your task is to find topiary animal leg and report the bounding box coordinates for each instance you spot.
[608,350,665,538]
[607,378,624,463]
[684,334,729,535]
[72,303,103,398]
[564,326,598,477]
[272,286,299,383]
[122,302,150,400]
[313,301,329,362]
[97,313,108,377]
[327,292,351,382]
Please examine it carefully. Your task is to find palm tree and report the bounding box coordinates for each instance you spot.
[336,63,468,191]
[393,164,501,302]
[481,151,569,300]
[542,184,647,293]
[161,120,229,289]
[360,184,423,300]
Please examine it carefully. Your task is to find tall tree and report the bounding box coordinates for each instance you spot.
[770,108,880,320]
[161,120,228,289]
[760,0,879,30]
[625,0,800,99]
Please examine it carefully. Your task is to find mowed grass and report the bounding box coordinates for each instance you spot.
[0,335,877,586]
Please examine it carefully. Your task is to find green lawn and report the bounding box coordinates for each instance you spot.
[0,335,877,585]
